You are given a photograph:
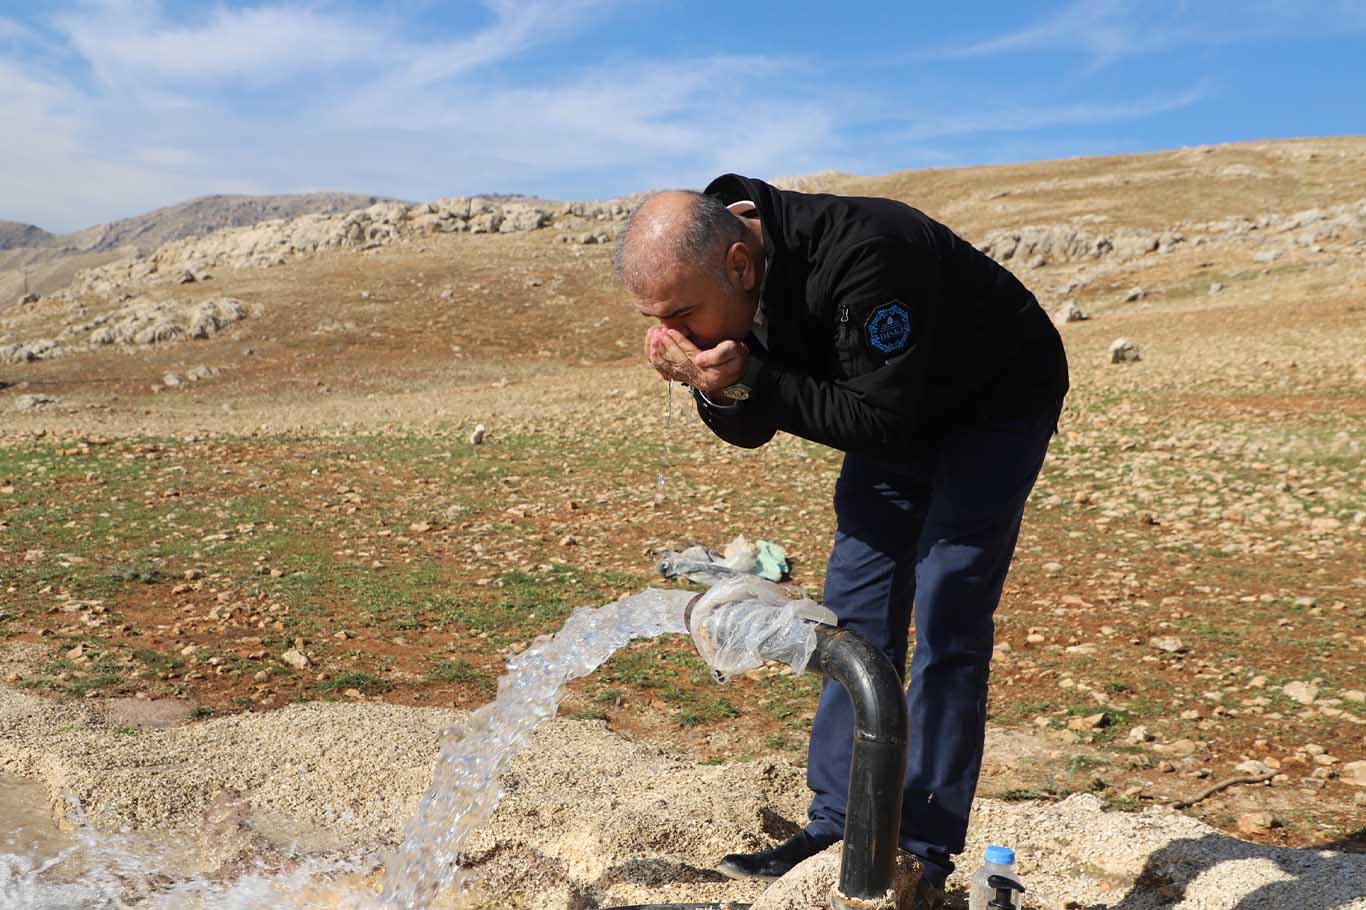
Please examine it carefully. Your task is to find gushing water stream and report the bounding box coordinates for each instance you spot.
[0,588,696,909]
[380,587,693,907]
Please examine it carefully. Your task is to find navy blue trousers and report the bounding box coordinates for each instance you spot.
[804,401,1060,884]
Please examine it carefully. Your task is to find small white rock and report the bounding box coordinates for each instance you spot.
[1109,338,1142,364]
[469,423,486,445]
[1282,680,1319,705]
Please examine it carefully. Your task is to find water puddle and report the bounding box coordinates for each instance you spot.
[1,588,695,909]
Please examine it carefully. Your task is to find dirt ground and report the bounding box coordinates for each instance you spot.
[1,138,1364,905]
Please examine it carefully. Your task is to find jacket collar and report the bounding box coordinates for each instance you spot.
[704,172,784,309]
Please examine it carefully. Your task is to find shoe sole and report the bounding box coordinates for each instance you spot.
[716,860,783,883]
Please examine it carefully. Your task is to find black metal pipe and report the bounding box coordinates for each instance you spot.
[809,626,909,906]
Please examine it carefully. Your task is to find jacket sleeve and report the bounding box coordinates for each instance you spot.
[749,235,938,459]
[691,388,778,449]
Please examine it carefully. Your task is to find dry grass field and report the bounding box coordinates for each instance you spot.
[2,137,1363,860]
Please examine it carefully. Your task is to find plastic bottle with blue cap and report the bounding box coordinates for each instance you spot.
[968,844,1026,910]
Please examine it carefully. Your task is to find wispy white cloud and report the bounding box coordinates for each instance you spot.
[56,0,391,83]
[890,86,1210,143]
[937,0,1366,65]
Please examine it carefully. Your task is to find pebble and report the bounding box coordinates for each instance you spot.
[470,423,486,445]
[280,649,310,670]
[1282,680,1318,705]
[1109,338,1142,363]
[1236,811,1276,836]
[1341,761,1366,788]
[1149,636,1186,654]
[1067,712,1108,731]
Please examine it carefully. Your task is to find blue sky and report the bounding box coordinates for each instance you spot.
[2,0,1364,232]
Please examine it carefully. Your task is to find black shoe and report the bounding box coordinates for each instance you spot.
[717,830,840,881]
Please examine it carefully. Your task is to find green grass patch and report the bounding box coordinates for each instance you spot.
[425,658,496,695]
[673,694,740,728]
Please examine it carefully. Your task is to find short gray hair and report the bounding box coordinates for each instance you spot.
[613,190,746,289]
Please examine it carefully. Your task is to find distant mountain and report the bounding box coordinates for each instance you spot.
[0,220,54,252]
[1,192,398,306]
[55,192,398,257]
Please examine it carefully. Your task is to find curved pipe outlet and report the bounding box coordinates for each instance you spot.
[810,627,908,907]
[683,597,908,906]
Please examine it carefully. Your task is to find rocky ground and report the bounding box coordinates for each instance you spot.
[0,137,1363,907]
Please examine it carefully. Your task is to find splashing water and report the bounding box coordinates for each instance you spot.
[2,588,695,909]
[380,587,693,907]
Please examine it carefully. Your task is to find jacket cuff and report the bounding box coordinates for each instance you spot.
[696,388,742,412]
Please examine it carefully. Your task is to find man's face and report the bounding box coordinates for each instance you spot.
[631,261,756,350]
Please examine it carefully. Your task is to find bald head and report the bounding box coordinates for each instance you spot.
[613,190,746,293]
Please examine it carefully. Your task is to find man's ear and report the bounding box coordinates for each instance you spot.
[725,242,756,291]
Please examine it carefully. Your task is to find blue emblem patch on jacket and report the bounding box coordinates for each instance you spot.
[865,300,912,355]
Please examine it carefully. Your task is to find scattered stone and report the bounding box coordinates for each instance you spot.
[1149,636,1187,654]
[1128,725,1154,744]
[163,372,182,387]
[1342,761,1366,787]
[18,292,39,306]
[1253,249,1282,263]
[1158,739,1200,757]
[1052,300,1088,324]
[1123,286,1146,302]
[469,423,486,445]
[1235,759,1273,776]
[1067,712,1109,732]
[14,394,58,411]
[3,672,21,683]
[176,269,197,284]
[1209,281,1225,295]
[1236,811,1277,836]
[185,365,217,382]
[280,649,310,670]
[1109,338,1142,363]
[1282,681,1319,705]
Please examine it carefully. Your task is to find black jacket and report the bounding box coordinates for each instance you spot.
[694,174,1068,462]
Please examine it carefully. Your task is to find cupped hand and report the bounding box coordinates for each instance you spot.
[644,327,747,397]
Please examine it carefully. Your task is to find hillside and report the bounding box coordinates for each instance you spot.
[0,220,53,252]
[0,137,1362,907]
[0,191,397,307]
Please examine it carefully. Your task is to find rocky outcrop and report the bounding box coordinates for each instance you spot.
[2,295,252,363]
[64,197,630,300]
[976,198,1366,268]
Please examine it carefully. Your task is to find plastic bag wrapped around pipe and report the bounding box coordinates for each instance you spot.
[686,576,830,682]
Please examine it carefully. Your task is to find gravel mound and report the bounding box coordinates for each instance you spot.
[0,684,1361,909]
